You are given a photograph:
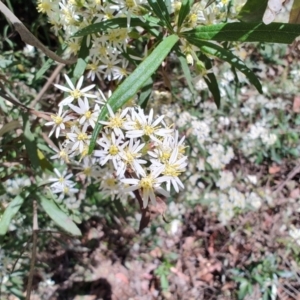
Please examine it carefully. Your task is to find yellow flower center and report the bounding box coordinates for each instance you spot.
[37,1,51,14]
[105,177,117,187]
[87,63,98,71]
[163,163,181,177]
[144,125,155,136]
[77,132,88,141]
[126,0,136,9]
[109,114,124,128]
[160,151,171,162]
[109,145,119,156]
[85,111,92,119]
[59,150,69,162]
[83,167,91,176]
[70,89,83,99]
[140,175,155,190]
[51,115,63,125]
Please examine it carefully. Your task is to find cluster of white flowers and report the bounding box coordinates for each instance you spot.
[36,0,245,82]
[247,122,277,146]
[45,75,188,209]
[37,0,150,82]
[289,225,300,246]
[205,173,267,225]
[206,144,234,170]
[161,70,288,225]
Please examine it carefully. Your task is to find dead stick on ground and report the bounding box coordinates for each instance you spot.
[25,200,39,300]
[274,163,300,194]
[30,63,65,108]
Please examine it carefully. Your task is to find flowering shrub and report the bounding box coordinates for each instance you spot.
[1,0,300,297]
[45,74,188,210]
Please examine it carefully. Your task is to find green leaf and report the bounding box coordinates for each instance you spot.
[204,72,220,108]
[113,198,127,220]
[238,0,268,23]
[73,17,159,37]
[22,113,41,171]
[165,0,172,14]
[160,273,169,291]
[37,149,54,172]
[177,0,194,29]
[33,44,68,82]
[198,53,221,108]
[176,49,197,96]
[147,0,173,31]
[33,58,54,82]
[39,196,81,236]
[88,34,179,154]
[289,0,300,23]
[138,76,154,108]
[182,22,300,44]
[238,279,251,300]
[205,0,217,8]
[192,40,262,93]
[73,36,89,79]
[0,195,25,235]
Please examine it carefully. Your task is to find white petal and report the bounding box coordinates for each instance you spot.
[64,74,75,89]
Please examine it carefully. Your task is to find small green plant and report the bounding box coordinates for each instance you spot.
[230,255,294,300]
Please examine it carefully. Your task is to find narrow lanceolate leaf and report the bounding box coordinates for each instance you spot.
[204,72,220,108]
[205,0,217,8]
[22,113,41,171]
[147,0,173,31]
[39,196,81,236]
[198,53,221,108]
[88,34,179,154]
[182,22,300,44]
[176,48,197,96]
[177,0,194,28]
[73,36,89,79]
[0,120,20,137]
[238,0,268,23]
[0,195,24,235]
[138,76,154,108]
[190,40,262,94]
[73,17,159,37]
[289,0,300,24]
[33,44,68,83]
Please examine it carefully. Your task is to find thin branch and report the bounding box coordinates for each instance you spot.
[274,163,300,194]
[0,91,51,121]
[25,200,39,300]
[30,63,65,108]
[0,2,76,65]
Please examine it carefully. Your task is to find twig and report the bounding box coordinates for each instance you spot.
[25,200,39,300]
[0,91,51,120]
[274,163,300,194]
[0,2,76,65]
[30,63,65,108]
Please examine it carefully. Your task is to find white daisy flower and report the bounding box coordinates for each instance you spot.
[125,108,173,143]
[94,132,127,171]
[48,168,74,189]
[160,147,187,193]
[54,74,97,106]
[69,97,100,129]
[99,104,128,138]
[45,105,72,138]
[121,166,169,208]
[67,126,91,154]
[118,138,147,177]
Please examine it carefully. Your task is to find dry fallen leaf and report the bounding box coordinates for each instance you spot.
[269,165,281,174]
[293,96,300,113]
